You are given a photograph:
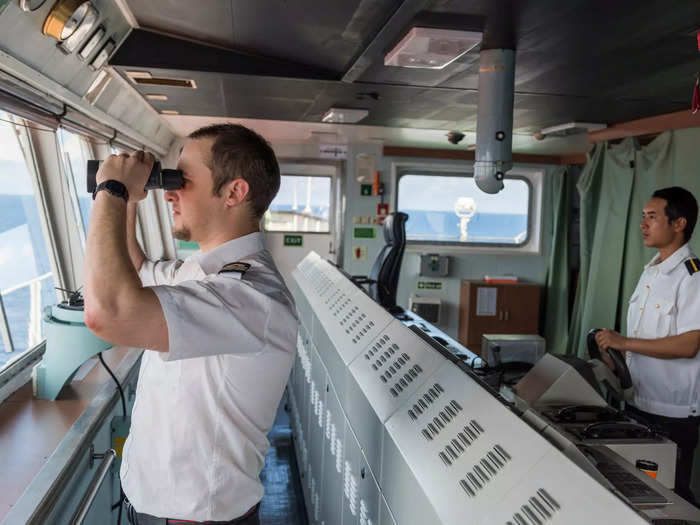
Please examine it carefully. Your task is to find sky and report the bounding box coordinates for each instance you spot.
[0,224,39,291]
[272,175,331,209]
[398,174,529,214]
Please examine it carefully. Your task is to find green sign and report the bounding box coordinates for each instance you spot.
[360,184,373,196]
[178,240,199,250]
[417,281,443,290]
[284,234,303,247]
[353,227,376,239]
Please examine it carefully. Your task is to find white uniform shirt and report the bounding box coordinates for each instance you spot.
[626,243,700,418]
[120,232,298,521]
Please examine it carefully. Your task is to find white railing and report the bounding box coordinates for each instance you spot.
[0,272,52,354]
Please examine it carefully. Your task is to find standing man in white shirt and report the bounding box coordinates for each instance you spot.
[596,186,700,504]
[84,124,298,524]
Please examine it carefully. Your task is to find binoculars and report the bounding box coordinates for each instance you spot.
[86,159,184,193]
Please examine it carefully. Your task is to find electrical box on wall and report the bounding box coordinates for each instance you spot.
[419,253,449,277]
[409,294,441,324]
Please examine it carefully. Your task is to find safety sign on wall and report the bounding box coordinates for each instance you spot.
[283,234,303,247]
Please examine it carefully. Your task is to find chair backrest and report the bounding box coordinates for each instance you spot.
[369,212,409,310]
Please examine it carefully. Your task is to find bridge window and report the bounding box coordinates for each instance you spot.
[263,175,331,233]
[0,112,57,368]
[397,173,531,246]
[57,128,94,241]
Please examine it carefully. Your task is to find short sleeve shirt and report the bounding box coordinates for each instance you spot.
[626,243,700,418]
[120,232,298,521]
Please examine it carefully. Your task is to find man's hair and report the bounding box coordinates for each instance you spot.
[188,124,280,219]
[652,186,698,243]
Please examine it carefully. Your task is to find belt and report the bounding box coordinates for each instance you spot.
[126,500,259,525]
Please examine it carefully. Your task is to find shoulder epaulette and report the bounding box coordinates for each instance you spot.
[685,258,700,276]
[218,261,251,276]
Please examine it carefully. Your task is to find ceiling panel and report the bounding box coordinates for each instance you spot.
[115,0,700,145]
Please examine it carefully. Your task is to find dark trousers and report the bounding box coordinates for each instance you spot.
[125,500,260,525]
[626,404,700,505]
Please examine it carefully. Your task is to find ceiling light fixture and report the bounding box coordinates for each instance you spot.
[43,0,95,42]
[78,25,105,60]
[321,108,368,124]
[535,122,607,140]
[146,94,169,101]
[160,110,179,115]
[59,4,98,54]
[89,38,115,70]
[84,69,111,104]
[125,70,152,80]
[385,27,482,69]
[20,0,49,11]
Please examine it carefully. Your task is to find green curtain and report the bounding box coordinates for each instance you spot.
[544,166,571,354]
[568,127,700,357]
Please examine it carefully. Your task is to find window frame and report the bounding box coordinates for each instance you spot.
[391,160,544,255]
[263,171,335,235]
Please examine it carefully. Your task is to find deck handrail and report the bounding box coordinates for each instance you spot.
[69,449,116,525]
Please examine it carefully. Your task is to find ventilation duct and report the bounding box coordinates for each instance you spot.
[474,48,515,194]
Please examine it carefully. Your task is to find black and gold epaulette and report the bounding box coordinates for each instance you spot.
[685,258,700,276]
[218,261,251,276]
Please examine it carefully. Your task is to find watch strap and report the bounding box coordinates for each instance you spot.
[93,180,129,202]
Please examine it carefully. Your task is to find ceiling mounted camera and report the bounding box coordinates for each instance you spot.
[447,131,465,144]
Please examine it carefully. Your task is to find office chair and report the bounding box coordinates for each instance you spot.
[353,212,409,313]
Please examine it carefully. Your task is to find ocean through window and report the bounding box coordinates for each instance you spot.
[0,111,56,369]
[397,173,530,245]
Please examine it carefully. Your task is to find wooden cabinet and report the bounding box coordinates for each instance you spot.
[458,280,542,352]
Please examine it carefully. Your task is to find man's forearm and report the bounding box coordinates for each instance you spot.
[623,331,700,359]
[126,202,146,272]
[85,193,144,322]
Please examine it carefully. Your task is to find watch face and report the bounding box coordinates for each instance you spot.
[105,180,127,195]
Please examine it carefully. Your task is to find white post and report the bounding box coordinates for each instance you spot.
[303,177,312,215]
[0,293,14,354]
[28,279,42,348]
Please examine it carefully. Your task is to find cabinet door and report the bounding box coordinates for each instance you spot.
[467,284,506,349]
[498,285,540,334]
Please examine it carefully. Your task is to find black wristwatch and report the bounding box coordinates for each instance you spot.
[93,180,129,202]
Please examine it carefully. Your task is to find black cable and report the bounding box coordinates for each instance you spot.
[98,352,126,418]
[98,352,127,521]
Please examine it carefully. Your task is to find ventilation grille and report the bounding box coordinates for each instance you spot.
[338,305,374,344]
[133,76,197,88]
[298,342,311,383]
[506,489,560,525]
[435,419,484,458]
[344,461,358,516]
[360,499,374,525]
[410,398,461,423]
[458,445,512,497]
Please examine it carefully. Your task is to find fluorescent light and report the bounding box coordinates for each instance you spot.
[79,26,105,60]
[89,39,115,70]
[146,94,168,101]
[60,4,99,53]
[125,70,152,80]
[321,108,368,124]
[385,27,482,69]
[538,122,607,138]
[160,110,179,115]
[84,70,111,104]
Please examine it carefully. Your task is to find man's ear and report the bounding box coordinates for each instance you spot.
[223,178,250,207]
[673,216,687,234]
